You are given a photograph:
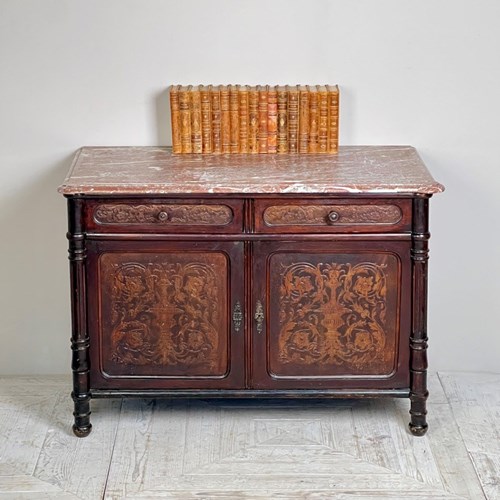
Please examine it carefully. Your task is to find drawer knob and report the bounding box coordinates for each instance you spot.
[327,211,340,223]
[157,211,169,222]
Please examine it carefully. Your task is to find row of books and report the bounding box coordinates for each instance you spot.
[169,84,339,154]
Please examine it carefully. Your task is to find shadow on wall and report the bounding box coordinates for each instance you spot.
[0,154,75,374]
[155,87,172,147]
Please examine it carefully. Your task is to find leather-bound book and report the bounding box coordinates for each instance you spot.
[190,85,202,153]
[239,85,249,153]
[248,86,259,153]
[298,85,309,153]
[220,85,231,153]
[287,85,299,153]
[229,84,240,153]
[327,84,339,153]
[267,85,278,154]
[307,85,319,153]
[258,85,268,153]
[317,85,328,153]
[277,85,288,153]
[179,85,192,154]
[200,85,212,153]
[210,85,222,154]
[169,85,182,154]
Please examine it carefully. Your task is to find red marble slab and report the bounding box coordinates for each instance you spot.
[58,146,444,196]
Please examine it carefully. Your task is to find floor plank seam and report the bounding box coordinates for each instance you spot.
[102,397,124,500]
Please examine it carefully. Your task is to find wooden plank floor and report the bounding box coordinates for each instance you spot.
[0,373,497,499]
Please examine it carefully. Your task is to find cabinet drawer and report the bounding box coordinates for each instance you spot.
[85,199,243,233]
[254,199,411,233]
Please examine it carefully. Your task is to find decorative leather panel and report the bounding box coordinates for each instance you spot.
[94,204,233,225]
[269,253,399,377]
[263,204,402,226]
[99,252,228,377]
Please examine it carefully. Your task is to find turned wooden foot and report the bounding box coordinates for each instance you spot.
[409,389,429,436]
[409,422,428,436]
[72,391,92,438]
[72,423,92,437]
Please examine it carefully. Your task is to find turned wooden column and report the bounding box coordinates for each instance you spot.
[67,197,92,437]
[409,194,430,436]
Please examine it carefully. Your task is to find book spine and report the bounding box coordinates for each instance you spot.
[179,86,192,154]
[318,85,328,153]
[267,85,278,154]
[287,85,299,153]
[277,86,287,153]
[327,85,339,153]
[200,85,212,153]
[229,84,240,153]
[169,85,182,154]
[258,85,268,153]
[190,85,202,153]
[298,85,309,153]
[220,85,230,153]
[210,86,221,154]
[248,86,259,153]
[308,85,319,153]
[239,85,249,153]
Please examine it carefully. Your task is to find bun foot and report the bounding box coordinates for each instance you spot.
[409,422,428,436]
[72,423,92,438]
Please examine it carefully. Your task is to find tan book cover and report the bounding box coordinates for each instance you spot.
[327,84,339,153]
[267,85,278,154]
[229,84,240,153]
[307,85,319,153]
[179,85,192,154]
[169,85,182,154]
[200,85,212,153]
[190,85,202,154]
[298,85,309,153]
[317,85,328,153]
[210,85,222,154]
[239,85,249,153]
[277,85,288,154]
[248,86,259,153]
[287,85,299,153]
[258,85,268,153]
[220,85,230,153]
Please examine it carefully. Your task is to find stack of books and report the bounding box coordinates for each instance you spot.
[170,84,339,154]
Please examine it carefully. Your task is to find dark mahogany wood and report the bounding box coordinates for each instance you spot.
[60,147,443,437]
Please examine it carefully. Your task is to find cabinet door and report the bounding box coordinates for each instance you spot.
[251,240,411,389]
[87,240,244,389]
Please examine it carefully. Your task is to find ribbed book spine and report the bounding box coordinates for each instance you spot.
[239,85,249,153]
[298,85,309,154]
[190,85,202,153]
[327,84,339,153]
[200,85,212,153]
[308,85,319,153]
[169,85,182,154]
[267,85,278,154]
[287,85,299,153]
[179,85,192,154]
[229,85,240,153]
[258,85,268,153]
[211,85,222,154]
[248,86,259,153]
[220,85,230,153]
[277,86,288,154]
[317,85,328,153]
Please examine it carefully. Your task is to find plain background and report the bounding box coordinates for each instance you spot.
[0,0,498,375]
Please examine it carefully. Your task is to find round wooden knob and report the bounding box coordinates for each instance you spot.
[327,211,340,223]
[157,211,169,222]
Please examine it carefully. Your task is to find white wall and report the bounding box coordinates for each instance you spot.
[1,0,499,374]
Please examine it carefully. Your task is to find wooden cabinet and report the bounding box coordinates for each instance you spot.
[59,146,444,438]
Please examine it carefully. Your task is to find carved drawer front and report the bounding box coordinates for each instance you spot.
[255,199,411,233]
[87,199,243,233]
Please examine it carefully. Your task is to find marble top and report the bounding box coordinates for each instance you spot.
[58,146,444,196]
